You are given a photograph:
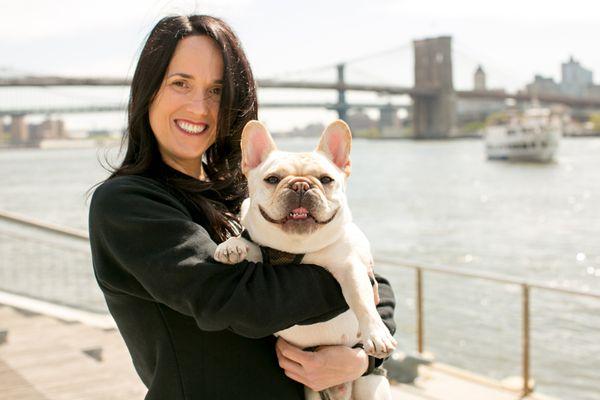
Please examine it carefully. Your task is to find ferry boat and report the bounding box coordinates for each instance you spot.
[485,106,562,162]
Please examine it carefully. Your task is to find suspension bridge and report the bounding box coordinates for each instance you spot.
[2,36,600,145]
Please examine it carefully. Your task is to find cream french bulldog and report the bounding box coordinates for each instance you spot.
[215,120,396,400]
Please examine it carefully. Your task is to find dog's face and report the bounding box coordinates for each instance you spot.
[240,120,352,249]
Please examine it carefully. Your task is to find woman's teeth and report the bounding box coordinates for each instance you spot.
[176,120,207,134]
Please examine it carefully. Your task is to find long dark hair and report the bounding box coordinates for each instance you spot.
[102,15,257,242]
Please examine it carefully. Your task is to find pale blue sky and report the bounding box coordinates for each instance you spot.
[1,0,599,89]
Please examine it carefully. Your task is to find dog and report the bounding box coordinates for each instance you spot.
[214,120,396,400]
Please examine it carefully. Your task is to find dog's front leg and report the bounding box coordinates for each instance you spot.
[328,260,396,358]
[214,236,262,264]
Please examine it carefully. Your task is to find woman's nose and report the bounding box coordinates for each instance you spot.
[186,89,216,115]
[186,95,210,115]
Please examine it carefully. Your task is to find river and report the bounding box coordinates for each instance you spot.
[0,137,598,399]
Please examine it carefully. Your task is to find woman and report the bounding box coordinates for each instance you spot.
[89,15,396,399]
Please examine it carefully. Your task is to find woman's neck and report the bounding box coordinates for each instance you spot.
[161,155,204,180]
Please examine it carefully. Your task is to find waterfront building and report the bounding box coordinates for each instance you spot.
[585,84,600,98]
[10,115,28,145]
[346,109,378,133]
[523,56,599,99]
[7,117,66,146]
[29,119,66,143]
[525,75,562,97]
[561,56,593,96]
[455,66,505,130]
[474,65,486,91]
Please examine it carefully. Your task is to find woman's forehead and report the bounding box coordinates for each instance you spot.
[167,36,224,81]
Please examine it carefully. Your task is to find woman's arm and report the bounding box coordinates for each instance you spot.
[275,273,397,389]
[89,176,349,338]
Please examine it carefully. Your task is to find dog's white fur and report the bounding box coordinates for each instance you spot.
[215,120,395,400]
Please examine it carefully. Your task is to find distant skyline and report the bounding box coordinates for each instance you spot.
[1,0,600,131]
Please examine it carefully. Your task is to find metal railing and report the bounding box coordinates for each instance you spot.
[0,209,105,313]
[2,209,600,397]
[377,257,600,398]
[0,209,88,240]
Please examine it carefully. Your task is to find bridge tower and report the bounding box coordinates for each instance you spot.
[336,64,349,122]
[412,36,456,138]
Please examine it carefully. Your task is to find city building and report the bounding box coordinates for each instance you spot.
[585,84,600,98]
[561,56,593,96]
[346,109,378,133]
[474,65,486,91]
[524,56,599,99]
[29,119,66,143]
[5,117,66,146]
[525,75,562,97]
[455,66,506,130]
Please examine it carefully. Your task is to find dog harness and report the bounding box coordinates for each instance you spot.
[240,230,305,265]
[239,230,376,285]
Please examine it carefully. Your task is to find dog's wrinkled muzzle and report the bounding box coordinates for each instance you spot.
[288,177,312,195]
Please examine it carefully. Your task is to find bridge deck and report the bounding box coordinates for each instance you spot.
[0,303,557,400]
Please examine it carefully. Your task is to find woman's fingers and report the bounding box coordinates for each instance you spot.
[275,344,304,375]
[276,338,315,365]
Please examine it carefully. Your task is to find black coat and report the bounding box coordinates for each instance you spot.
[89,173,396,400]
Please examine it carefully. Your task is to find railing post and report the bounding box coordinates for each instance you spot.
[522,284,532,397]
[416,268,424,353]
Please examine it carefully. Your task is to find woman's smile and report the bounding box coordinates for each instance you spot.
[174,119,209,135]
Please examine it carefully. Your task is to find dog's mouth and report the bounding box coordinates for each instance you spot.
[259,205,338,225]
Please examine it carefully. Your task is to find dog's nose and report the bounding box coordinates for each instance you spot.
[289,178,311,194]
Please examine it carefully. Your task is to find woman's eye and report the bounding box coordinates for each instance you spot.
[210,86,222,96]
[172,80,189,89]
[264,176,280,185]
[320,176,334,184]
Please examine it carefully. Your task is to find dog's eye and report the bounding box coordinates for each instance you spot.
[320,176,334,184]
[264,176,281,185]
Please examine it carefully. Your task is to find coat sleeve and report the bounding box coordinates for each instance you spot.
[297,273,396,335]
[89,176,349,339]
[374,273,396,336]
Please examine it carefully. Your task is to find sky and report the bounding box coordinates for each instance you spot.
[1,0,599,131]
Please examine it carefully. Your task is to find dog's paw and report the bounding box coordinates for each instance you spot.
[360,319,397,358]
[214,237,248,264]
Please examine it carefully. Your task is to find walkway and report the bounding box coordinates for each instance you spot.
[0,303,558,400]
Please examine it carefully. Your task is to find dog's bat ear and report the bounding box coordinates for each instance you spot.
[316,120,352,176]
[241,120,277,174]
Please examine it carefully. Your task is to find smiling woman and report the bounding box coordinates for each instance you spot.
[87,14,396,400]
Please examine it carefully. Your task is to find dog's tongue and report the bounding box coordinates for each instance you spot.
[289,207,309,220]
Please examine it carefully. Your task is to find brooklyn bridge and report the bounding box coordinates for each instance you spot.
[2,36,600,144]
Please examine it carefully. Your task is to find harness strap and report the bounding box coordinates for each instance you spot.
[240,230,305,265]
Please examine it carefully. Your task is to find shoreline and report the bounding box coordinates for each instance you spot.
[1,134,599,150]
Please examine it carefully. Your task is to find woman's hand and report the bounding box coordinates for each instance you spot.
[275,337,368,392]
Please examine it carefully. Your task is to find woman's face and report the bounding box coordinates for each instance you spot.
[149,35,223,179]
